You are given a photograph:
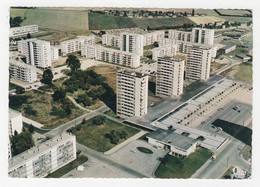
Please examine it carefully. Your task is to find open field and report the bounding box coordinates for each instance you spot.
[9,90,87,129]
[46,155,88,178]
[215,9,251,16]
[10,8,89,31]
[88,13,195,30]
[91,65,118,92]
[68,116,140,152]
[220,63,252,83]
[188,16,225,25]
[155,147,213,178]
[210,61,226,73]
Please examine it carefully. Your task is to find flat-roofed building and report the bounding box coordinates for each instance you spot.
[8,109,23,136]
[9,25,38,37]
[82,44,141,68]
[192,28,215,45]
[152,44,177,61]
[156,56,185,97]
[60,35,95,56]
[186,46,212,81]
[8,133,76,178]
[51,46,59,61]
[120,32,144,55]
[102,34,121,48]
[9,59,37,83]
[220,45,236,54]
[17,39,52,69]
[147,129,198,157]
[117,70,148,118]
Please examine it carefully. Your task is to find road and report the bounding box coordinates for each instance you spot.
[76,143,150,178]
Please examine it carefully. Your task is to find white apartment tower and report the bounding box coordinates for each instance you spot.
[156,56,185,97]
[185,46,212,81]
[18,39,52,69]
[117,70,148,118]
[120,33,144,55]
[192,28,215,45]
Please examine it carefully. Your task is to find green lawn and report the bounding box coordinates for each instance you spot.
[181,81,208,101]
[155,147,213,178]
[68,116,140,152]
[221,63,252,83]
[240,145,252,161]
[9,82,23,90]
[46,155,88,178]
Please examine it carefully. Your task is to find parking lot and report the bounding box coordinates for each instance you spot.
[109,139,168,177]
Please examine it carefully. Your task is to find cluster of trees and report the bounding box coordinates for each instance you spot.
[50,100,73,118]
[66,55,81,73]
[24,105,37,116]
[10,16,24,27]
[10,130,34,156]
[105,130,128,144]
[92,115,106,126]
[41,69,54,85]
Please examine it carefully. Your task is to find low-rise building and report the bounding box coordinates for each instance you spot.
[8,133,77,178]
[9,59,37,83]
[9,25,38,37]
[219,45,236,54]
[60,35,95,56]
[82,44,141,68]
[147,129,198,157]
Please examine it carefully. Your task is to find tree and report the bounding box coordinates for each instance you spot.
[14,130,18,136]
[15,87,25,94]
[66,55,81,73]
[77,94,92,106]
[52,88,66,101]
[192,9,195,16]
[92,115,106,126]
[41,69,54,85]
[24,105,37,116]
[29,124,35,133]
[27,33,31,39]
[119,131,128,139]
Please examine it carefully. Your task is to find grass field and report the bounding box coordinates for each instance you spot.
[88,13,195,30]
[155,147,213,178]
[9,82,23,90]
[220,63,252,83]
[46,155,88,178]
[68,116,140,152]
[9,90,87,129]
[239,145,252,161]
[181,81,208,101]
[210,61,226,73]
[10,8,89,31]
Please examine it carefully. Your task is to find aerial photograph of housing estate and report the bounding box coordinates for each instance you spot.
[8,7,253,179]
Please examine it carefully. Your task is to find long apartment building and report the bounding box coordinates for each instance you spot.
[185,46,212,81]
[9,59,37,83]
[82,44,141,68]
[143,30,165,46]
[8,133,76,178]
[156,56,185,97]
[152,44,177,61]
[168,28,215,45]
[120,32,144,55]
[102,34,121,48]
[9,25,38,37]
[17,39,52,69]
[117,70,148,118]
[60,35,95,56]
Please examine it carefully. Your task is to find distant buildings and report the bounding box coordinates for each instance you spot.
[156,56,185,97]
[185,46,212,81]
[8,133,76,178]
[60,36,95,56]
[102,34,121,48]
[220,45,236,54]
[116,70,148,118]
[147,129,198,157]
[17,39,52,69]
[9,25,38,37]
[9,59,37,83]
[8,109,23,137]
[82,44,141,68]
[152,44,177,61]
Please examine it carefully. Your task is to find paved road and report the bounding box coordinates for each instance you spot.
[44,105,109,138]
[76,143,150,178]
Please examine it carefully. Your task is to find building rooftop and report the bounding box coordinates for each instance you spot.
[117,69,148,78]
[8,133,75,169]
[9,109,21,119]
[147,129,198,150]
[9,59,37,70]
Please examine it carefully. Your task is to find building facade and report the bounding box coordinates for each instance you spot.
[102,34,121,48]
[17,39,52,69]
[51,46,59,61]
[60,35,95,56]
[8,133,76,178]
[152,44,177,61]
[156,56,185,97]
[82,44,141,68]
[117,70,148,118]
[185,46,212,81]
[9,25,38,37]
[120,33,144,55]
[192,28,215,45]
[8,109,23,137]
[9,60,37,83]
